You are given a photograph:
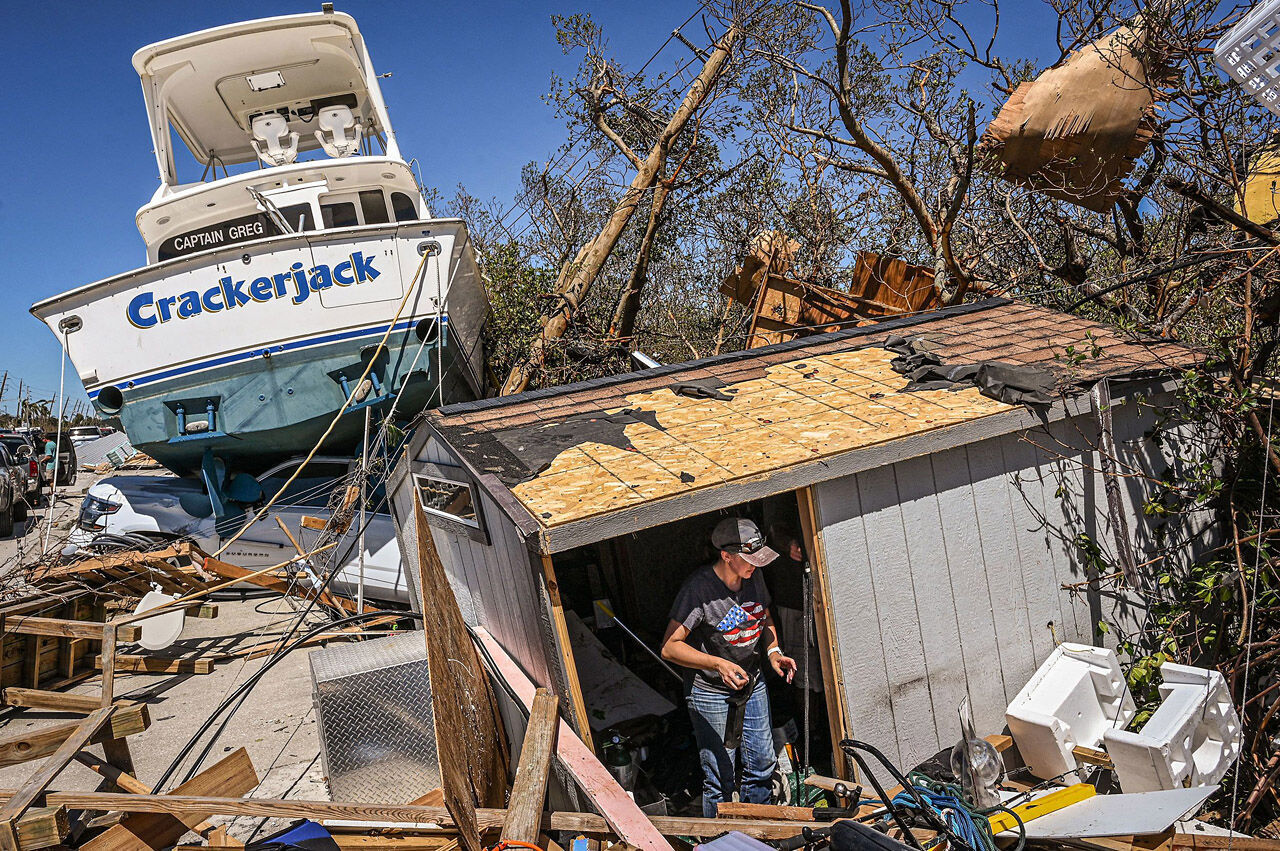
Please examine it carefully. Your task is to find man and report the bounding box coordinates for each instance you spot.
[35,431,56,485]
[661,517,797,817]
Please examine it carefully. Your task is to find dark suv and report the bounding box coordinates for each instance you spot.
[0,433,42,506]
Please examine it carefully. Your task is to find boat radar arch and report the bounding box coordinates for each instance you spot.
[132,10,400,190]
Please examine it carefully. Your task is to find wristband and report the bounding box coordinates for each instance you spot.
[767,646,783,657]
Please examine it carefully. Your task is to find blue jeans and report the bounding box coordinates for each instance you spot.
[687,678,777,818]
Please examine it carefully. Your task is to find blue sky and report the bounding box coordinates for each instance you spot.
[6,0,1055,414]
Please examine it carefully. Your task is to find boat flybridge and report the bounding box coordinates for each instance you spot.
[31,9,490,503]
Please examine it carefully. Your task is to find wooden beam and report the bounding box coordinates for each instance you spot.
[473,627,671,851]
[796,486,851,781]
[12,807,68,851]
[0,702,149,769]
[200,556,357,614]
[3,618,139,644]
[94,655,214,675]
[1,689,103,714]
[0,706,115,851]
[500,689,559,844]
[81,747,257,851]
[414,501,509,851]
[41,793,811,840]
[717,802,815,821]
[1172,836,1280,851]
[538,554,593,745]
[1072,745,1115,770]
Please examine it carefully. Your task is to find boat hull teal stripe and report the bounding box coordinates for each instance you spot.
[86,317,426,399]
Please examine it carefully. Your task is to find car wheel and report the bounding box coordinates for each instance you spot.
[0,504,15,538]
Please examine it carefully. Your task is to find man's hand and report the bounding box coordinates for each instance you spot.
[716,659,749,690]
[770,651,797,684]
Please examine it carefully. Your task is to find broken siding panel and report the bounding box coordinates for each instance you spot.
[1000,434,1070,661]
[961,440,1035,713]
[929,447,1011,735]
[808,478,896,762]
[894,454,969,753]
[854,464,937,764]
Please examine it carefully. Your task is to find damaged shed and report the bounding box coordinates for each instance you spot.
[387,298,1212,787]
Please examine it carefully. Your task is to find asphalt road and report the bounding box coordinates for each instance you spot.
[0,472,96,578]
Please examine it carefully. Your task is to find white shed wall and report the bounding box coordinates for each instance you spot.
[389,437,554,689]
[813,395,1216,769]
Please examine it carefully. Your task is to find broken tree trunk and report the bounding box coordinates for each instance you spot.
[609,180,672,343]
[501,24,740,395]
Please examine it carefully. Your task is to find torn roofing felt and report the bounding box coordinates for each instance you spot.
[883,335,1058,405]
[423,300,1206,513]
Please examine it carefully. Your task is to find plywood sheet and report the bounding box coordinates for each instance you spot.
[509,347,1013,527]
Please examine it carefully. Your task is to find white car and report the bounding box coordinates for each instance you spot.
[72,456,409,604]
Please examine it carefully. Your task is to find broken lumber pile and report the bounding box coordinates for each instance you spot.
[720,234,940,348]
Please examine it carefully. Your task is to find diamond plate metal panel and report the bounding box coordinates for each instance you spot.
[310,631,440,802]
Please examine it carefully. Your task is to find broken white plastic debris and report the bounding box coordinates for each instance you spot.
[1005,643,1136,782]
[133,589,185,651]
[1103,662,1242,793]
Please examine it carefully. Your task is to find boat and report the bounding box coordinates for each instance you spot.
[30,9,490,488]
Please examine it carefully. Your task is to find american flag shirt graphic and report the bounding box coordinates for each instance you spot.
[716,601,766,647]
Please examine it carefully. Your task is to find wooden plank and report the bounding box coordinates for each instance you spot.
[0,702,149,769]
[538,555,593,745]
[42,793,811,840]
[13,807,68,851]
[473,627,671,851]
[414,501,509,851]
[1073,744,1115,770]
[985,734,1014,753]
[1,689,103,714]
[717,802,815,821]
[0,706,115,851]
[200,556,358,614]
[98,627,116,708]
[1171,836,1280,851]
[797,486,851,781]
[94,655,214,675]
[81,747,257,851]
[500,689,559,843]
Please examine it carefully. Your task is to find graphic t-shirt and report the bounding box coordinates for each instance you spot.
[669,563,771,693]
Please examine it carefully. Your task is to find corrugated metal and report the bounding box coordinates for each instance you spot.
[74,432,135,468]
[814,394,1215,770]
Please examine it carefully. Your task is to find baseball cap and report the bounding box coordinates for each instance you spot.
[712,517,779,567]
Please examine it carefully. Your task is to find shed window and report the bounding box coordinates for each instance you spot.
[321,201,358,229]
[391,192,418,222]
[359,190,390,225]
[416,475,479,527]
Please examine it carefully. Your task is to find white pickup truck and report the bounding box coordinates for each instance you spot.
[71,456,409,604]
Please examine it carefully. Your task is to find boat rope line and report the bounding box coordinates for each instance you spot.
[209,242,436,560]
[84,317,428,399]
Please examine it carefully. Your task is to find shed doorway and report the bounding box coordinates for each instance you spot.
[544,490,840,816]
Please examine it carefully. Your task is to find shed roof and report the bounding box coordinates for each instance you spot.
[423,299,1202,544]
